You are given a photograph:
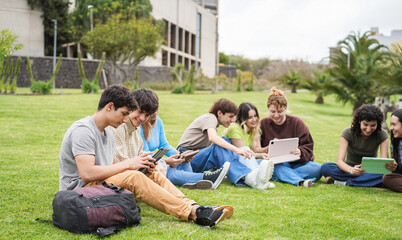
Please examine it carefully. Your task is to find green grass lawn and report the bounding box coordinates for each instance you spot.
[0,89,401,239]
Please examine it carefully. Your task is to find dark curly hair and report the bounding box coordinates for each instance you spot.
[351,104,383,137]
[391,109,402,163]
[209,98,238,117]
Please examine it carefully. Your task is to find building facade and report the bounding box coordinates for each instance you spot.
[141,0,218,77]
[0,0,44,57]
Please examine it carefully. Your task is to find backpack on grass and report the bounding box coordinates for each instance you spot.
[37,181,141,237]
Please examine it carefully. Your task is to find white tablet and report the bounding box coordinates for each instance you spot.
[267,137,300,164]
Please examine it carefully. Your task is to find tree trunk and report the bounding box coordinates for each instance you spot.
[315,96,324,104]
[291,86,297,93]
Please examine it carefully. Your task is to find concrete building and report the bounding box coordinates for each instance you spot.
[0,0,44,57]
[141,0,218,77]
[371,27,402,52]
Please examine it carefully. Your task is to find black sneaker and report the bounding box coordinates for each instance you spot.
[182,180,213,190]
[195,205,234,227]
[203,162,230,190]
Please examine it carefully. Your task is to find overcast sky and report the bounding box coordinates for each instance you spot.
[218,0,402,63]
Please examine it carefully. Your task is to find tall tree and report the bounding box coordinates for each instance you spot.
[27,0,70,56]
[328,31,391,110]
[68,0,152,44]
[81,14,163,83]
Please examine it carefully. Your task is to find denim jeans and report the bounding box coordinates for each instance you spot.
[238,146,259,170]
[181,137,251,186]
[321,162,383,187]
[166,162,204,186]
[270,161,322,186]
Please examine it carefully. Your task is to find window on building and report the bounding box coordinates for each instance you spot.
[178,55,183,64]
[170,23,176,49]
[184,58,189,70]
[196,12,201,58]
[178,27,183,51]
[163,19,169,45]
[191,33,196,56]
[185,31,189,54]
[170,53,176,67]
[162,50,168,66]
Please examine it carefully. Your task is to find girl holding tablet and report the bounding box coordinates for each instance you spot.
[260,88,322,187]
[321,104,389,187]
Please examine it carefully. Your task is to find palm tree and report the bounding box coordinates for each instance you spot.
[328,31,391,111]
[301,71,333,104]
[280,69,301,93]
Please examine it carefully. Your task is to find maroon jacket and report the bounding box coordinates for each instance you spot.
[260,115,315,164]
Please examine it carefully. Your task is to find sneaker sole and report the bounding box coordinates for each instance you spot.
[303,180,314,187]
[182,180,213,190]
[210,205,234,227]
[211,162,231,190]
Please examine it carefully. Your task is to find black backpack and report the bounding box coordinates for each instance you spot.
[37,181,141,237]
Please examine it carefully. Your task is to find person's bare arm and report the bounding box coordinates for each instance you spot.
[336,137,364,175]
[379,138,389,158]
[207,128,253,158]
[76,153,153,182]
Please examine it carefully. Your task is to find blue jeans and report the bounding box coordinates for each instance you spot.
[166,162,203,186]
[321,162,383,187]
[181,137,251,186]
[270,161,322,186]
[238,146,259,170]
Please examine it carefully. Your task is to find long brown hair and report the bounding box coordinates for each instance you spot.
[391,109,402,162]
[236,102,261,148]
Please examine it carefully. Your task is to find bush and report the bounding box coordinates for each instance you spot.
[30,80,53,94]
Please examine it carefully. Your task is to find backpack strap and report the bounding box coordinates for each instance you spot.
[35,218,53,223]
[101,181,125,193]
[96,226,121,237]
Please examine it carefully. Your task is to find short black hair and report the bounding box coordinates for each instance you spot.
[97,84,138,111]
[132,88,159,115]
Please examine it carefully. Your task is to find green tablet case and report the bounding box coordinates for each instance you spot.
[361,157,394,174]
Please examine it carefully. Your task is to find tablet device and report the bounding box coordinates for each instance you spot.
[267,137,300,164]
[139,147,169,173]
[361,157,394,174]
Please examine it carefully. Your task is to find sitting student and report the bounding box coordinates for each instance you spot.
[177,98,274,189]
[59,85,233,228]
[383,109,402,192]
[140,109,230,190]
[321,104,389,187]
[260,88,322,187]
[223,102,275,189]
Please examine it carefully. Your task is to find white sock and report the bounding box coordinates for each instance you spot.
[334,180,346,186]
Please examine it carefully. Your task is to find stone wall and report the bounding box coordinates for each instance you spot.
[10,56,173,89]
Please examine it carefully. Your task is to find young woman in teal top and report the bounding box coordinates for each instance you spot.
[224,102,275,189]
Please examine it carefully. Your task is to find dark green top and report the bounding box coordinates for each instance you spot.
[341,127,388,166]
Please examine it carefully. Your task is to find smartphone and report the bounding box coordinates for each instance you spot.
[139,147,169,173]
[181,149,200,162]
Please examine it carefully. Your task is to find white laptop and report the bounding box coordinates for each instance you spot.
[267,137,300,164]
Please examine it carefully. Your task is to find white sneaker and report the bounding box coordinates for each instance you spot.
[244,168,259,188]
[257,160,274,184]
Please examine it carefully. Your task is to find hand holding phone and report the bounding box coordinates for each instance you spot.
[139,147,169,173]
[180,150,200,162]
